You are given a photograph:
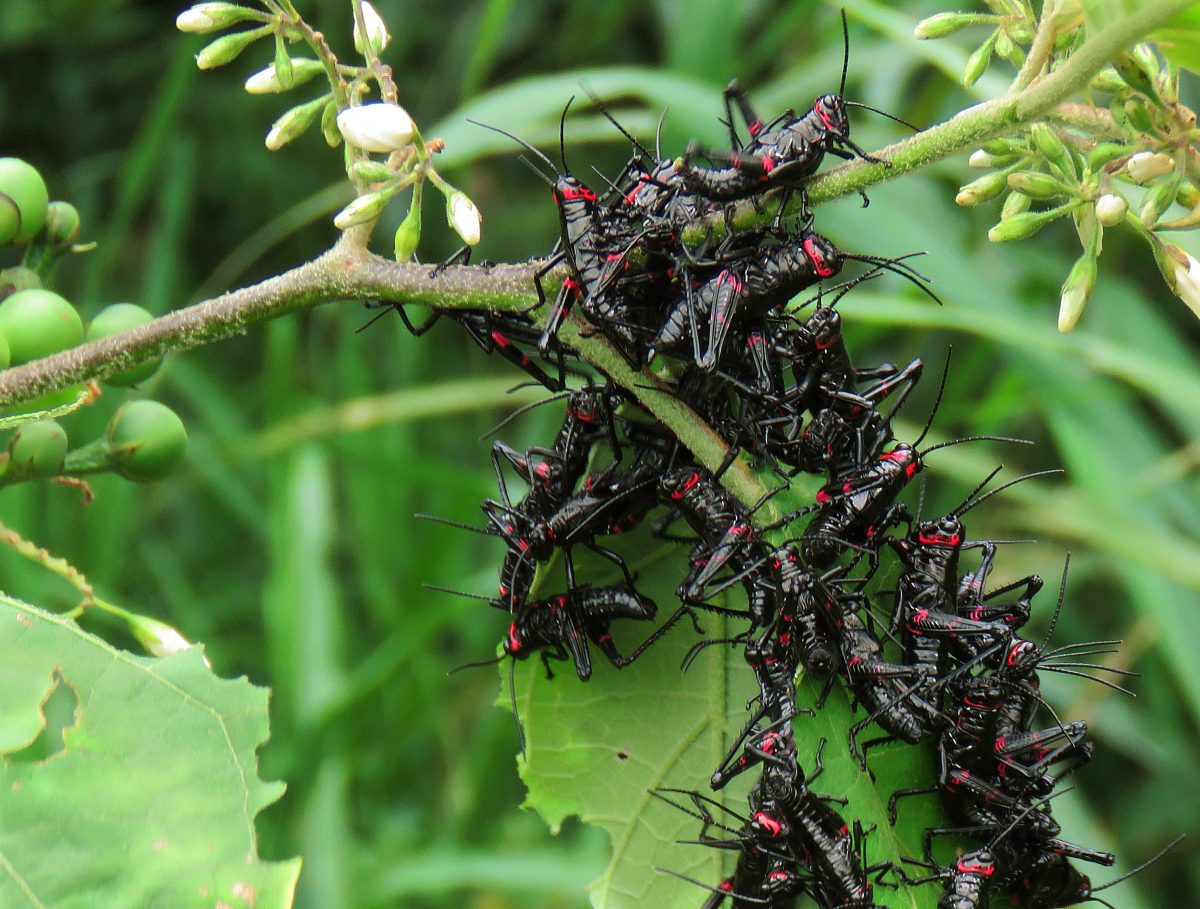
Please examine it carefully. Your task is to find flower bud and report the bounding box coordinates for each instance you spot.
[1090,68,1129,94]
[1151,238,1200,320]
[353,1,391,56]
[1177,183,1200,209]
[334,191,389,229]
[195,27,267,69]
[1113,51,1158,98]
[320,100,342,148]
[1057,243,1098,332]
[244,58,324,94]
[955,170,1008,206]
[962,30,998,86]
[1095,193,1127,227]
[336,103,415,153]
[1141,179,1178,227]
[43,201,80,249]
[987,208,1065,242]
[914,12,988,39]
[0,158,49,245]
[394,195,422,262]
[351,160,396,183]
[1007,171,1070,199]
[1175,255,1200,318]
[994,29,1014,60]
[1125,151,1174,184]
[265,96,327,150]
[106,400,188,483]
[969,149,1003,168]
[981,138,1027,157]
[1029,123,1071,174]
[446,192,482,246]
[1087,143,1129,169]
[175,2,259,33]
[1001,191,1031,220]
[127,613,197,658]
[1008,21,1033,43]
[272,32,294,90]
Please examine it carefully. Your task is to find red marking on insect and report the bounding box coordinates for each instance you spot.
[815,101,834,131]
[994,736,1007,751]
[959,858,995,876]
[748,118,764,137]
[491,330,510,348]
[753,812,783,836]
[672,471,702,499]
[559,185,596,202]
[803,237,835,277]
[720,880,734,893]
[507,623,521,652]
[716,270,744,292]
[816,489,830,503]
[918,532,961,546]
[815,332,841,350]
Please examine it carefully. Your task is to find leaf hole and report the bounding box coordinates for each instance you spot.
[7,670,80,763]
[615,750,630,762]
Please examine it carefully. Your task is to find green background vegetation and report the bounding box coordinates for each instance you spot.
[1,0,1197,906]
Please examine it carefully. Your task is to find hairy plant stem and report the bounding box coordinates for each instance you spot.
[0,0,1188,516]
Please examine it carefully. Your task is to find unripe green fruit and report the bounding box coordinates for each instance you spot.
[0,158,49,245]
[0,331,10,370]
[106,400,187,482]
[43,201,80,248]
[0,289,84,364]
[9,420,68,478]
[86,303,160,386]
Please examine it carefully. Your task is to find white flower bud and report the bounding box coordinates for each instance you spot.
[129,614,197,658]
[969,149,1001,168]
[244,58,324,94]
[336,103,415,153]
[1173,252,1200,319]
[447,192,482,245]
[1095,193,1128,227]
[334,192,389,229]
[176,2,256,33]
[353,1,391,56]
[1125,151,1175,184]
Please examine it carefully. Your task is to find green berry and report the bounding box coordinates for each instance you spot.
[0,331,9,370]
[0,158,49,245]
[106,400,187,482]
[43,201,81,248]
[86,303,160,386]
[8,420,68,478]
[0,289,84,364]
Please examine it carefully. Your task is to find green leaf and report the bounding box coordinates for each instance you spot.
[513,537,942,908]
[0,595,300,908]
[1151,6,1200,71]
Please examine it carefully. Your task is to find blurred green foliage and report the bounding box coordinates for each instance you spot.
[1,1,1197,907]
